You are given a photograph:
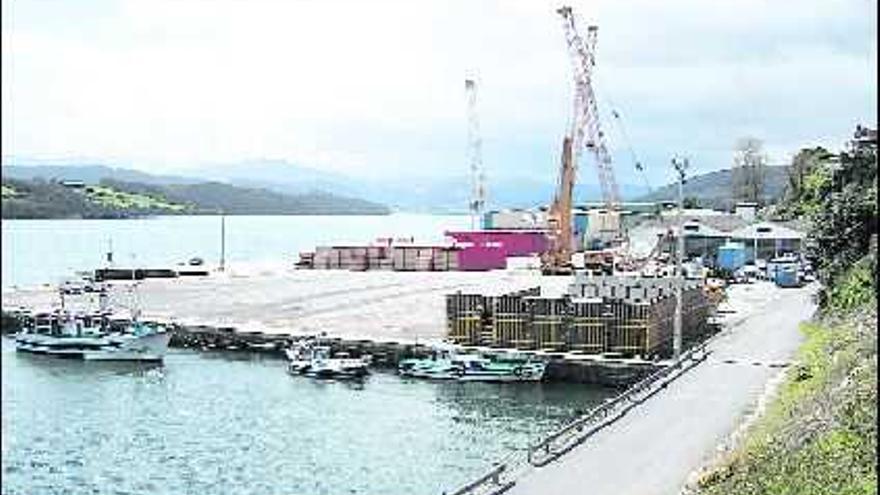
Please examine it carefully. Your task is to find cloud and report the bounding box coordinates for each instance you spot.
[2,0,876,186]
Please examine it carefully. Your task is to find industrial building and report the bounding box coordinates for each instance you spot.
[656,219,805,267]
[729,222,804,262]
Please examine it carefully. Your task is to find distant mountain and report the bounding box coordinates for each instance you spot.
[2,163,202,186]
[3,159,652,213]
[2,173,389,219]
[186,160,651,213]
[637,165,790,209]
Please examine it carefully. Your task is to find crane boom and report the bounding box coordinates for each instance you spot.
[557,6,620,211]
[543,6,623,274]
[465,78,486,229]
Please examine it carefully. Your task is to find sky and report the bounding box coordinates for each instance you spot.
[2,0,876,188]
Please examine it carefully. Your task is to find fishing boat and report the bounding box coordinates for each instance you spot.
[398,345,548,382]
[15,310,170,362]
[397,343,476,380]
[285,341,371,379]
[15,280,170,362]
[454,352,548,382]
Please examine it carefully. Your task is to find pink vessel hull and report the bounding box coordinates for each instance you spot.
[445,230,549,271]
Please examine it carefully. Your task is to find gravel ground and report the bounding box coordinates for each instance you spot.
[2,266,574,343]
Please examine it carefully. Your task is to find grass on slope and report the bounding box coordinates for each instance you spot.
[697,262,877,495]
[85,185,188,212]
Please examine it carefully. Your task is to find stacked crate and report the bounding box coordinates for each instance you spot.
[432,248,459,271]
[528,296,569,352]
[446,293,486,346]
[367,246,392,270]
[445,275,713,359]
[606,300,651,356]
[312,246,335,269]
[568,299,606,353]
[415,248,434,271]
[392,246,413,271]
[490,287,540,349]
[339,247,368,271]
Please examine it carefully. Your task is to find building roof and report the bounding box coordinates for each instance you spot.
[680,221,728,238]
[730,222,804,241]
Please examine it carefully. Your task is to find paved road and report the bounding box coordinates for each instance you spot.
[508,284,816,495]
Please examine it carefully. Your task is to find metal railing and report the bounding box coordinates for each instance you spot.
[527,342,710,466]
[443,463,515,495]
[443,342,711,495]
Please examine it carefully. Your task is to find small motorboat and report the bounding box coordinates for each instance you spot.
[285,340,371,379]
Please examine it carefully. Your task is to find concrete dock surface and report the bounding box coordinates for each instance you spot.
[1,267,571,343]
[506,282,816,495]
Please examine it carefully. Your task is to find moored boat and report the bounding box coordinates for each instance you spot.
[15,312,170,362]
[398,345,547,383]
[285,340,371,379]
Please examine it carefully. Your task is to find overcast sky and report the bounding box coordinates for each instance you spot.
[2,0,876,187]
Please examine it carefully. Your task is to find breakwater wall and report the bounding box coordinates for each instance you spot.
[1,309,667,386]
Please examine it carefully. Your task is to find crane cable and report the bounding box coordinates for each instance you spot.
[593,78,652,194]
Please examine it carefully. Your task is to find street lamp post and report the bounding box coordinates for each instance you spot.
[671,156,689,360]
[220,211,226,272]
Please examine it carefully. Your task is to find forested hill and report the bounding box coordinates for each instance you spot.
[638,165,790,209]
[1,177,390,219]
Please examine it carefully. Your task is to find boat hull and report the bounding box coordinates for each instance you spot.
[399,356,548,383]
[15,332,170,362]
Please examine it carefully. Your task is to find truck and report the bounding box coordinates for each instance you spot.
[774,263,802,288]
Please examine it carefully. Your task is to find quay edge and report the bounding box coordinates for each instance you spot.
[1,310,666,386]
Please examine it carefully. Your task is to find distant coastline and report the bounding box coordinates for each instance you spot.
[1,177,390,219]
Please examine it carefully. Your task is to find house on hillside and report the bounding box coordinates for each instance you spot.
[60,180,86,189]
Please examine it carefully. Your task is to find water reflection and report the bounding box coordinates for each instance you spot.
[2,338,613,495]
[13,349,165,379]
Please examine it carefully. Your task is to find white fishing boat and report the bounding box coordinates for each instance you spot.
[15,311,170,362]
[398,344,548,382]
[14,282,169,362]
[285,340,371,379]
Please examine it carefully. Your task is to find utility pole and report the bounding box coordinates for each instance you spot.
[671,155,689,360]
[220,211,226,272]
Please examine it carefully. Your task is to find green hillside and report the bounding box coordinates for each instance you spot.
[1,177,390,219]
[639,165,790,209]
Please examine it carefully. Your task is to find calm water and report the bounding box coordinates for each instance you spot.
[2,213,614,493]
[1,214,473,288]
[1,340,611,494]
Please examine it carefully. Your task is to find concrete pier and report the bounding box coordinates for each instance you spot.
[1,268,711,386]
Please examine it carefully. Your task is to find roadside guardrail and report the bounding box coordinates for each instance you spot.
[443,341,712,495]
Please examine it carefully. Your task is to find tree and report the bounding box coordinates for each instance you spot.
[732,137,767,205]
[802,126,877,296]
[683,196,700,209]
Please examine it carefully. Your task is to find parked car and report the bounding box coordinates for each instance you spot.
[60,280,85,295]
